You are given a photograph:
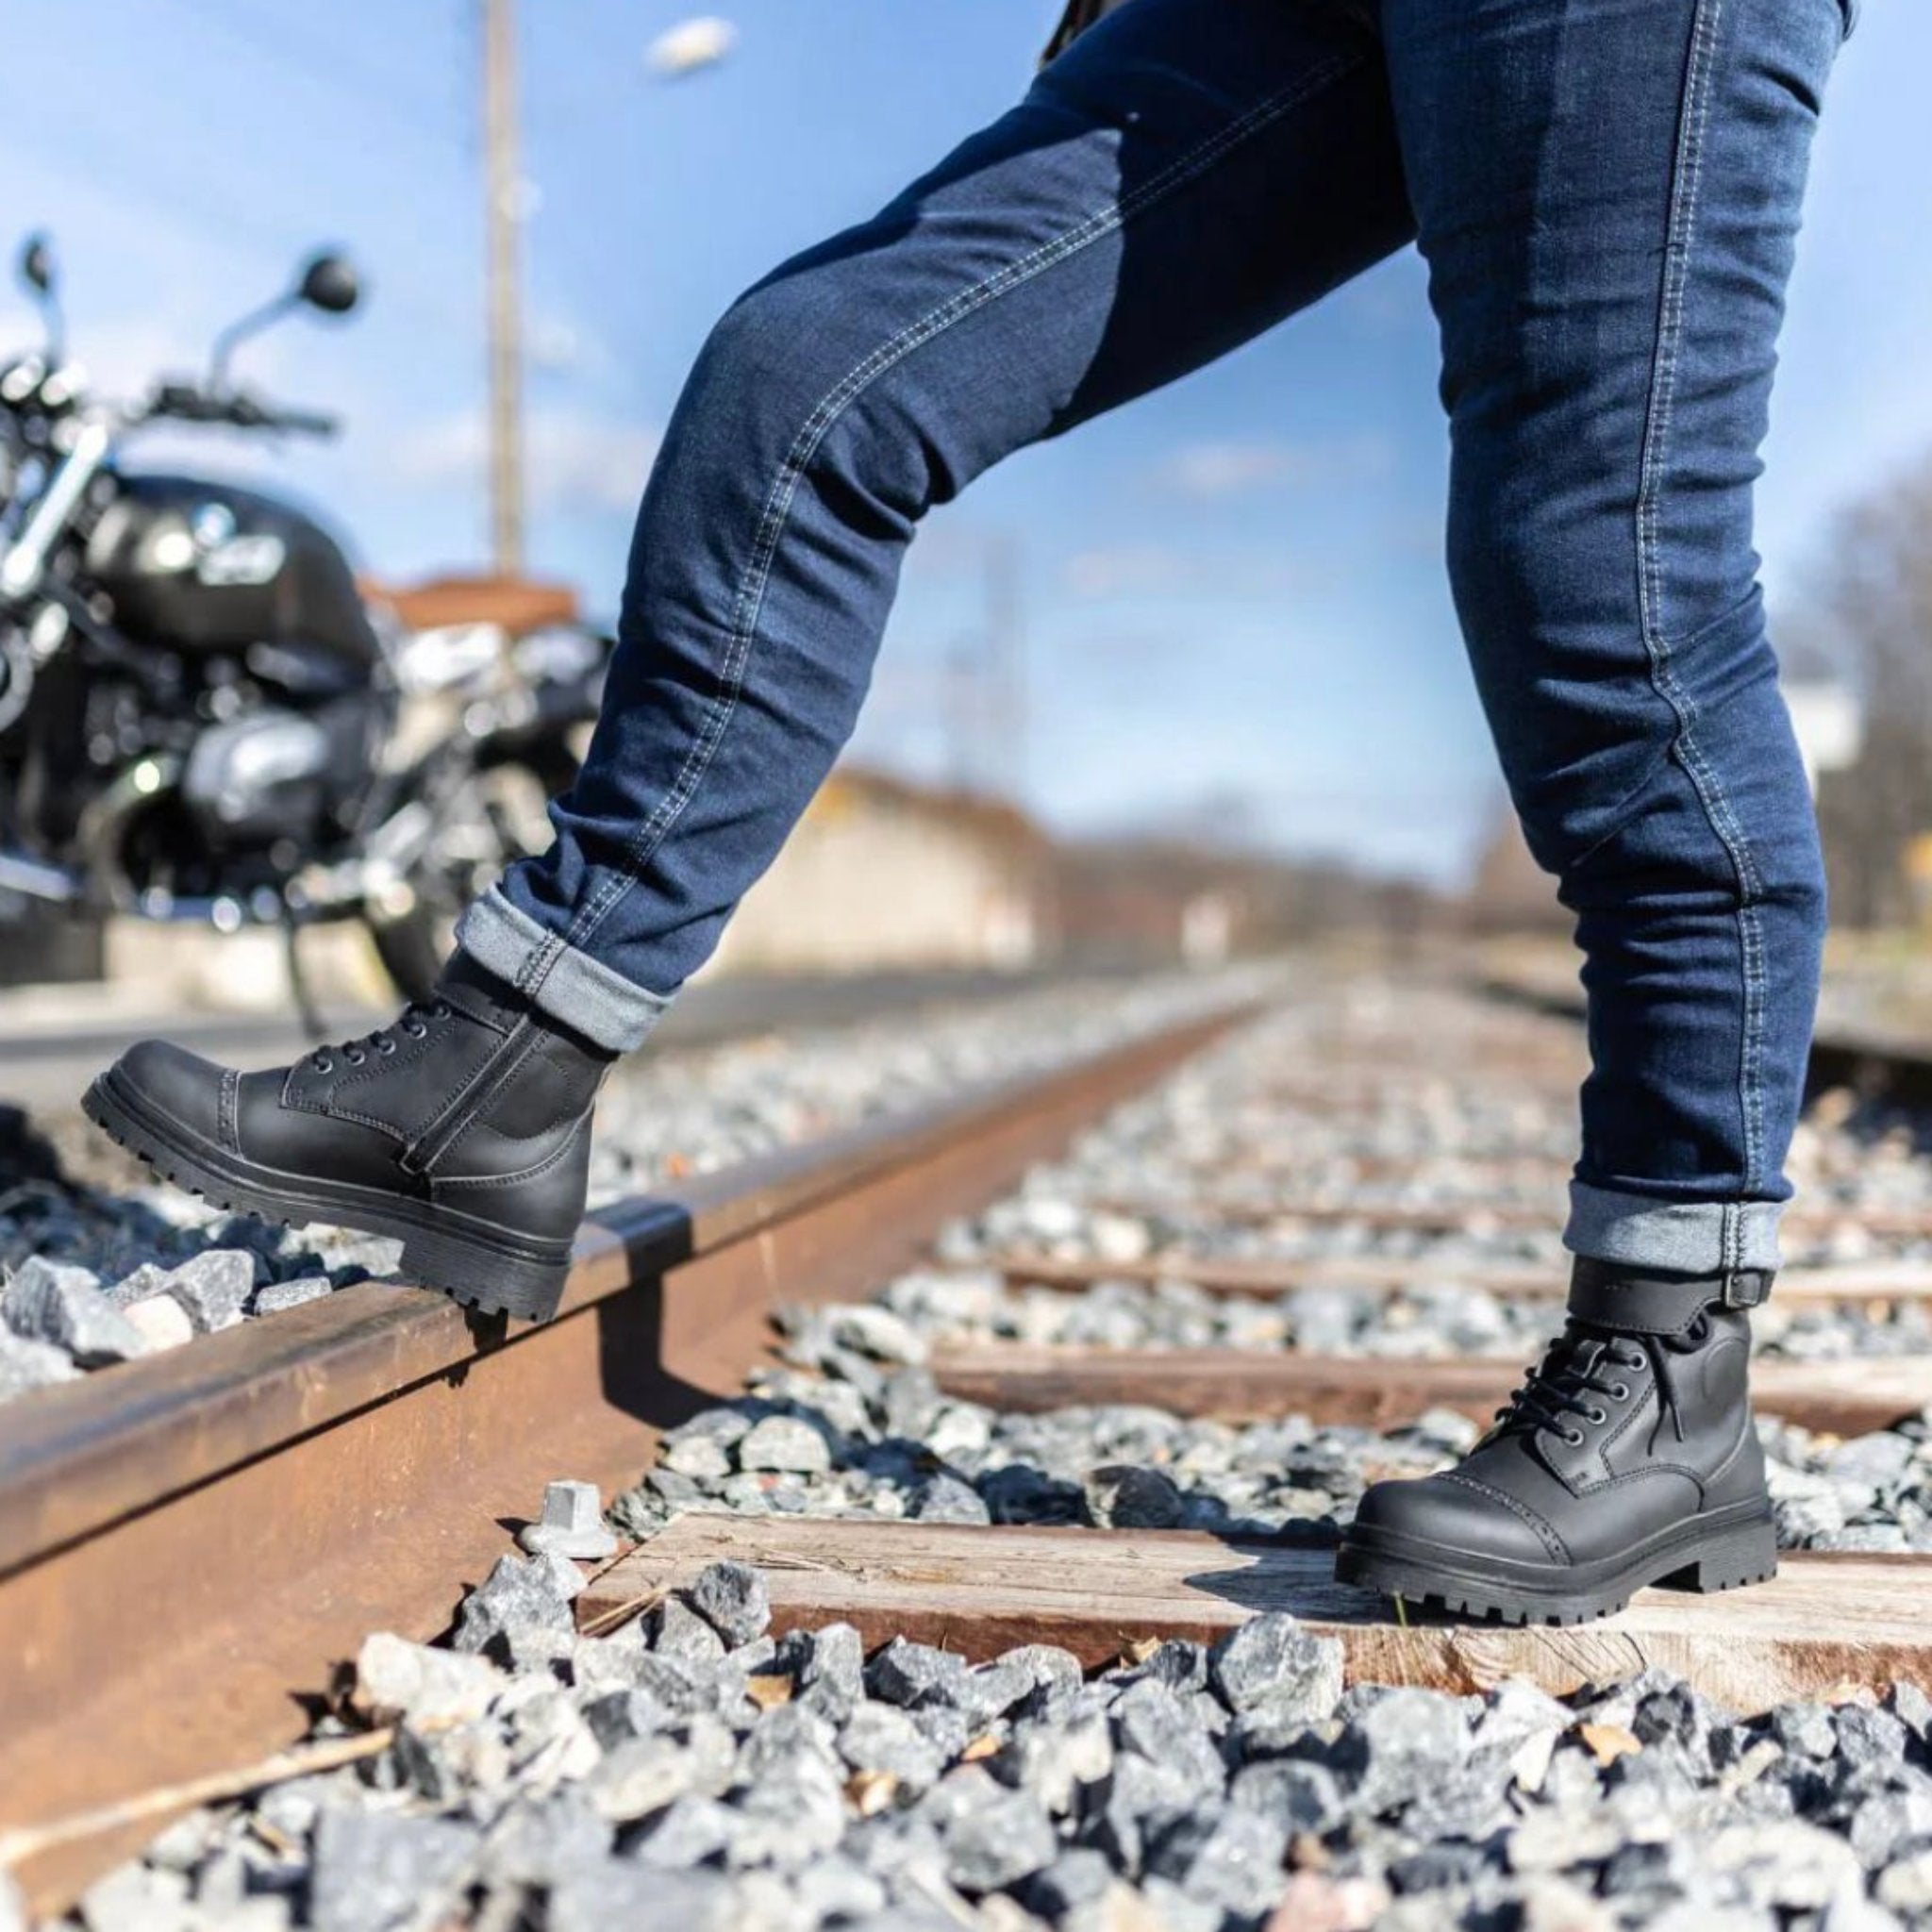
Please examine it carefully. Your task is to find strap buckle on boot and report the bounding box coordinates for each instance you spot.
[1568,1257,1769,1333]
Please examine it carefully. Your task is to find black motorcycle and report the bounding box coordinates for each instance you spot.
[0,233,605,1007]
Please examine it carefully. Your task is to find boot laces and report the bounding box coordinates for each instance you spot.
[309,999,452,1074]
[1491,1313,1711,1449]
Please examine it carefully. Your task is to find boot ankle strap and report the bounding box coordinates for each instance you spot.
[1568,1257,1772,1333]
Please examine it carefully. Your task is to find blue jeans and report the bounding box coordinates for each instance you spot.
[462,0,1847,1276]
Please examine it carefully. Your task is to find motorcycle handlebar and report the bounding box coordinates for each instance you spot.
[144,383,339,438]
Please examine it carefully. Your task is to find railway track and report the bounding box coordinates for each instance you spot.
[7,965,1932,1927]
[0,998,1242,1918]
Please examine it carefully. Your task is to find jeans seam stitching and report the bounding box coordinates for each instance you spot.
[553,52,1360,962]
[1634,0,1766,1202]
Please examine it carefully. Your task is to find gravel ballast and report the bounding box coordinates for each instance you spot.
[0,969,1263,1412]
[36,969,1932,1927]
[61,1483,1932,1932]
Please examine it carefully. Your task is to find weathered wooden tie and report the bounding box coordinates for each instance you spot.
[582,1514,1931,1716]
[1089,1193,1932,1241]
[997,1247,1932,1309]
[929,1341,1932,1437]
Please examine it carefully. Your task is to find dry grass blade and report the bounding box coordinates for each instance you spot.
[577,1585,666,1640]
[0,1727,396,1871]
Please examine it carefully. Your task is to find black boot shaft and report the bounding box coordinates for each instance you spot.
[1338,1258,1777,1624]
[86,952,616,1321]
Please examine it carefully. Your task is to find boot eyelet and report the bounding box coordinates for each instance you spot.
[344,1048,367,1066]
[1562,1427,1585,1446]
[404,1022,427,1041]
[1610,1382,1630,1401]
[314,1057,333,1074]
[1587,1406,1607,1424]
[376,1038,397,1056]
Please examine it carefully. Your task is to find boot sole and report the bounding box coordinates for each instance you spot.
[83,1068,574,1323]
[1334,1498,1777,1627]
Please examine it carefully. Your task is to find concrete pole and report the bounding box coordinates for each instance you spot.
[483,0,525,576]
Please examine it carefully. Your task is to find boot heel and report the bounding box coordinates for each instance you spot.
[1661,1518,1778,1594]
[399,1229,572,1323]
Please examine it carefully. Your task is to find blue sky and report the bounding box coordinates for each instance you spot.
[7,1,1927,885]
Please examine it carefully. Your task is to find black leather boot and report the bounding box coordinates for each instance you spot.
[1336,1259,1777,1624]
[84,953,615,1321]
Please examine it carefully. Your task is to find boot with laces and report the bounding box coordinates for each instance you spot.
[1336,1258,1777,1624]
[84,952,615,1322]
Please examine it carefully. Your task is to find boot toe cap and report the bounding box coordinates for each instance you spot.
[1352,1471,1567,1569]
[106,1040,231,1148]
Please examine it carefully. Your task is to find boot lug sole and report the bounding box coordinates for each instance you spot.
[84,1070,574,1324]
[1335,1505,1778,1627]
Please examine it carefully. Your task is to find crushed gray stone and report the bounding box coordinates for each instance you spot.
[62,974,1932,1926]
[1,970,1263,1413]
[3,1256,146,1366]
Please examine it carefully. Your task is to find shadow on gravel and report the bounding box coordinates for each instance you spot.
[0,1104,61,1187]
[584,1200,720,1436]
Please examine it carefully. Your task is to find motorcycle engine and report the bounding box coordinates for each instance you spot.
[0,627,31,738]
[180,709,333,848]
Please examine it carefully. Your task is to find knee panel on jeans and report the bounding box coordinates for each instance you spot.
[689,275,974,544]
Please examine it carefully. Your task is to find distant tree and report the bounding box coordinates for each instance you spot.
[1799,452,1932,928]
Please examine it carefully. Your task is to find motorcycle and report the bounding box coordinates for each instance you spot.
[0,233,607,1008]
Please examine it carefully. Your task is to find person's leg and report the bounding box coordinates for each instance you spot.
[90,0,1416,1318]
[461,0,1411,1048]
[1341,0,1847,1620]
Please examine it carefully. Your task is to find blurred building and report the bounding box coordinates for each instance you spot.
[1051,836,1440,962]
[1463,808,1567,934]
[709,767,1051,975]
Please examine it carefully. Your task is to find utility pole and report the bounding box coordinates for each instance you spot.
[985,533,1027,803]
[482,0,525,576]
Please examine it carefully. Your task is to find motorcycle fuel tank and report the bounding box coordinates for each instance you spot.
[83,473,382,673]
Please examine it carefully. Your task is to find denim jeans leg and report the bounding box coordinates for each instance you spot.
[1380,0,1842,1274]
[460,0,1414,1051]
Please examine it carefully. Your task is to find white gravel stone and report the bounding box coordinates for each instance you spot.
[739,1413,833,1474]
[352,1632,503,1730]
[0,1328,80,1397]
[121,1294,195,1353]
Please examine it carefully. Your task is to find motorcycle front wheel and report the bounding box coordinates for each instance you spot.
[366,756,566,1004]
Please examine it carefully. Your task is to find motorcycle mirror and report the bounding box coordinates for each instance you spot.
[16,231,63,358]
[294,252,360,316]
[19,233,54,297]
[207,247,362,391]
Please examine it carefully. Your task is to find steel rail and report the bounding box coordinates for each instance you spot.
[0,1001,1249,1915]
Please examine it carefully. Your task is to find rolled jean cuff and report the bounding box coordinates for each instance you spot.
[1564,1180,1783,1276]
[456,887,672,1054]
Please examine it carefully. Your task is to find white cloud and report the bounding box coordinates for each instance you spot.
[393,405,661,514]
[1154,435,1392,499]
[1062,545,1186,599]
[646,17,739,77]
[1061,542,1328,602]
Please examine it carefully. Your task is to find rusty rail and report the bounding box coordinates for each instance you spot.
[0,1000,1249,1915]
